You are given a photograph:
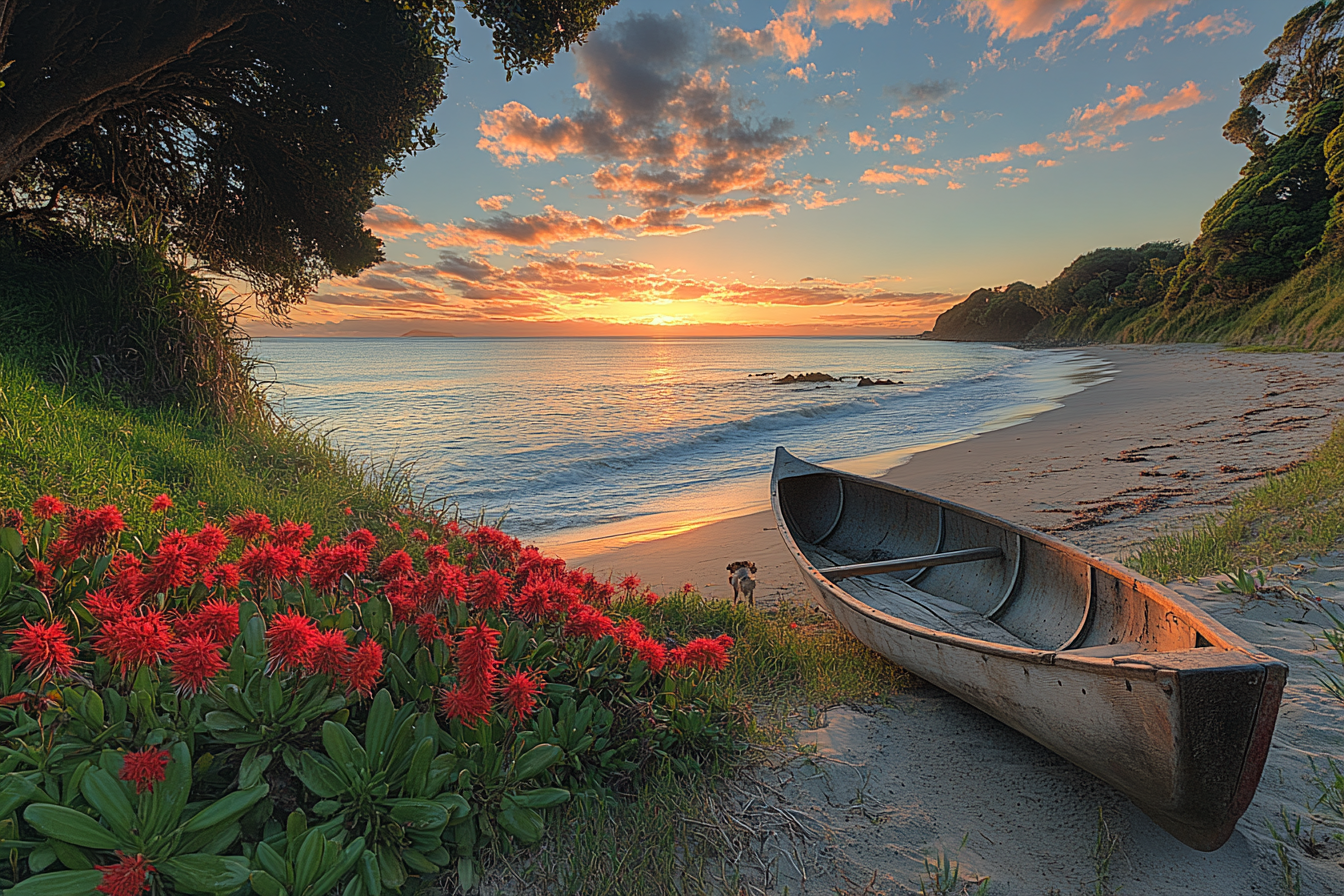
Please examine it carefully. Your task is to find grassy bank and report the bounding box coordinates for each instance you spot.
[1127,417,1344,581]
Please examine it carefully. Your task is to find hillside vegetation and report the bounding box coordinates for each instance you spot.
[927,2,1344,349]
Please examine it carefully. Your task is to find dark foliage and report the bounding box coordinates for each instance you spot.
[0,0,616,314]
[925,282,1042,342]
[1029,243,1187,316]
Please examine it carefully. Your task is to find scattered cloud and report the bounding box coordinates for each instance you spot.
[1054,80,1207,147]
[1017,142,1047,155]
[1036,158,1062,166]
[716,0,905,63]
[1167,12,1252,43]
[959,0,1192,42]
[849,126,880,150]
[947,181,965,190]
[362,205,437,240]
[476,195,513,212]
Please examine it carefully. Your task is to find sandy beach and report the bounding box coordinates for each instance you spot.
[565,344,1344,894]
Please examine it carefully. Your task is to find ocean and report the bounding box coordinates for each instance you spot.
[255,337,1111,551]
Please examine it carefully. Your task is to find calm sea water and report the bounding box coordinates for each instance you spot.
[255,338,1111,549]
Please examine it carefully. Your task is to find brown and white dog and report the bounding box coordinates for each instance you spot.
[726,560,757,606]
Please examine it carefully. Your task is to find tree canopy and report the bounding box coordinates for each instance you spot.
[0,0,616,313]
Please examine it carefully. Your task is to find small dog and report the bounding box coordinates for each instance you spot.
[727,560,758,606]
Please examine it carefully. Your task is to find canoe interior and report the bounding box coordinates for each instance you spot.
[777,471,1220,655]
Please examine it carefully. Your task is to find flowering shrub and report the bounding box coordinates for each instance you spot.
[0,499,736,895]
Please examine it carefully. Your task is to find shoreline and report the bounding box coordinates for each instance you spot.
[541,347,1115,561]
[565,344,1344,601]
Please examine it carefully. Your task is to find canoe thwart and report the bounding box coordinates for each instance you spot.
[817,546,1004,580]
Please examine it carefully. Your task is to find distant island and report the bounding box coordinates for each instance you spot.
[400,329,456,338]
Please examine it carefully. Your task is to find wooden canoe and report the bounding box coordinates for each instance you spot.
[770,448,1286,851]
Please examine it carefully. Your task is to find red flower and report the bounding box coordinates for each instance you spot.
[343,506,354,516]
[309,542,369,592]
[619,574,641,595]
[265,611,318,672]
[424,544,453,565]
[500,668,543,721]
[465,526,521,565]
[389,521,402,533]
[239,542,303,585]
[31,495,65,520]
[614,618,645,648]
[149,494,173,513]
[439,685,492,726]
[467,569,510,610]
[426,562,468,606]
[93,611,174,674]
[109,552,147,602]
[95,852,154,896]
[681,582,695,594]
[211,563,242,590]
[271,520,314,549]
[167,635,226,695]
[1,508,24,533]
[643,590,661,607]
[226,511,273,541]
[189,523,230,567]
[410,528,429,543]
[377,549,414,581]
[83,588,137,623]
[57,505,126,558]
[119,748,170,794]
[414,612,444,646]
[180,598,241,645]
[143,541,194,595]
[341,641,383,697]
[633,637,668,673]
[9,618,77,680]
[670,634,733,673]
[457,624,501,681]
[564,605,615,641]
[345,528,377,551]
[305,629,351,675]
[29,559,56,595]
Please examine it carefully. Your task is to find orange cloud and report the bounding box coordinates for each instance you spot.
[975,150,1013,164]
[1055,80,1207,146]
[960,0,1190,41]
[1036,158,1062,167]
[362,205,437,240]
[1017,141,1047,155]
[694,198,790,220]
[814,0,901,28]
[860,164,950,187]
[476,195,513,212]
[1167,12,1251,43]
[849,127,879,150]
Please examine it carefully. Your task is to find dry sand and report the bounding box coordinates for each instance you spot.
[564,344,1344,895]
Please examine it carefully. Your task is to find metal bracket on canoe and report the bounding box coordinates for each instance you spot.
[905,505,945,585]
[817,546,1005,581]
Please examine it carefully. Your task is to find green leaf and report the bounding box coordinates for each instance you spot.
[296,755,345,800]
[181,785,269,834]
[3,869,103,896]
[238,748,271,791]
[457,856,477,892]
[320,722,365,782]
[508,787,570,809]
[293,828,325,894]
[0,528,23,557]
[358,850,381,896]
[145,742,192,838]
[22,805,117,850]
[248,870,289,896]
[77,769,135,841]
[385,799,447,831]
[48,838,93,870]
[400,847,439,874]
[159,854,251,895]
[435,792,471,824]
[402,737,434,798]
[308,835,365,896]
[509,744,561,783]
[363,691,393,766]
[375,842,405,890]
[497,801,545,843]
[254,840,288,884]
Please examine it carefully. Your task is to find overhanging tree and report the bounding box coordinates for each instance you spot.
[0,0,616,313]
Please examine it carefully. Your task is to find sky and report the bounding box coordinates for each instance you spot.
[248,0,1298,338]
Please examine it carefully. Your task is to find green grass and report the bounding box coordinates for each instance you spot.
[1126,418,1344,581]
[0,355,415,538]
